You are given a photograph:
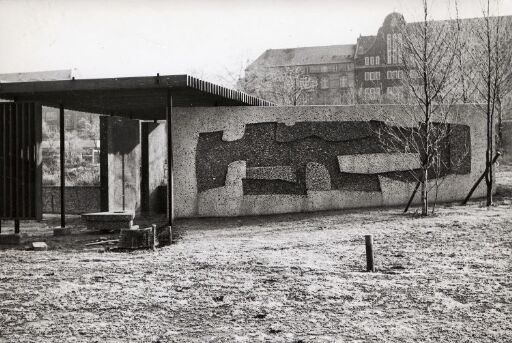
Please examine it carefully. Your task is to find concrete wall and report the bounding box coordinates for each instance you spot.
[100,116,141,214]
[171,105,488,218]
[43,186,100,214]
[141,122,167,214]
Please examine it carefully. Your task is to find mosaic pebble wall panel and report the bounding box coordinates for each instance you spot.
[171,105,484,217]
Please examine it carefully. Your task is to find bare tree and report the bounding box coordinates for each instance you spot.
[217,58,253,90]
[240,65,318,105]
[375,0,463,216]
[464,0,512,206]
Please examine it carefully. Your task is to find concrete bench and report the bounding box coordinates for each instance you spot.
[81,211,135,232]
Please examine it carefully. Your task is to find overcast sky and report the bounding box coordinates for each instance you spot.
[0,0,511,87]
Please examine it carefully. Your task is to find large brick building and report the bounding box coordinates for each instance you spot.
[244,44,356,105]
[244,12,511,106]
[243,13,406,105]
[354,13,405,103]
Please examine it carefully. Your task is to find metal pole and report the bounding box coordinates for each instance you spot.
[59,104,65,228]
[166,90,174,227]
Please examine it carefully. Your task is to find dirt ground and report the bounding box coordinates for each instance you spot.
[0,166,511,342]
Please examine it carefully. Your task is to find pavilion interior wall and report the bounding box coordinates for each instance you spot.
[100,116,141,214]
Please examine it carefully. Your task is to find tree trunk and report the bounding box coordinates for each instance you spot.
[486,102,493,207]
[421,168,429,216]
[486,160,493,206]
[497,97,503,151]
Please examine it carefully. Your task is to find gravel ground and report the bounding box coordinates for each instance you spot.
[0,167,511,342]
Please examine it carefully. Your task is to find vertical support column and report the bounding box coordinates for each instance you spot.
[59,104,65,228]
[99,116,141,214]
[14,102,19,233]
[166,90,174,227]
[34,103,43,221]
[140,123,150,214]
[99,116,109,212]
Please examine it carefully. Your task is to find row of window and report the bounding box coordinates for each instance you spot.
[302,69,417,87]
[363,86,407,99]
[305,63,354,74]
[364,71,381,81]
[364,56,380,66]
[319,75,352,89]
[386,86,404,96]
[363,87,381,100]
[361,33,402,67]
[387,33,402,65]
[363,70,403,81]
[295,75,354,90]
[386,70,403,80]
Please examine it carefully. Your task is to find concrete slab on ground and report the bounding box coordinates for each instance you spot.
[31,242,48,251]
[82,211,135,231]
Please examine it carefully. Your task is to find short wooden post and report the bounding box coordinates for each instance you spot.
[365,235,375,272]
[404,181,421,213]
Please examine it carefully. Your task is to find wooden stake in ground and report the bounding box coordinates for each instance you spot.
[462,152,501,205]
[365,235,375,272]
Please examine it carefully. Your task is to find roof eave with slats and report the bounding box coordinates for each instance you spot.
[0,74,274,120]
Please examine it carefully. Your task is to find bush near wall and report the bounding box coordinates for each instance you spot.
[42,186,101,214]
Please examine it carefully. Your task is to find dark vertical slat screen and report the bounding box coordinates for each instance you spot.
[21,103,26,218]
[0,104,4,217]
[0,102,42,219]
[28,103,34,216]
[15,103,20,219]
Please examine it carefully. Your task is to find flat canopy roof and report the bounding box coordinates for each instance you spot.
[0,74,273,120]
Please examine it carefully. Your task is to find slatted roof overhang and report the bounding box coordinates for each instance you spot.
[0,74,274,120]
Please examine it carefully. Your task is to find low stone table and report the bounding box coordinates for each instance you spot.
[81,211,135,232]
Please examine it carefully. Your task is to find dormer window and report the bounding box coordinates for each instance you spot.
[365,57,369,66]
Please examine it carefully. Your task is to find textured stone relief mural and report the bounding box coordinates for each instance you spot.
[195,121,471,213]
[306,162,331,191]
[337,153,421,174]
[246,166,296,183]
